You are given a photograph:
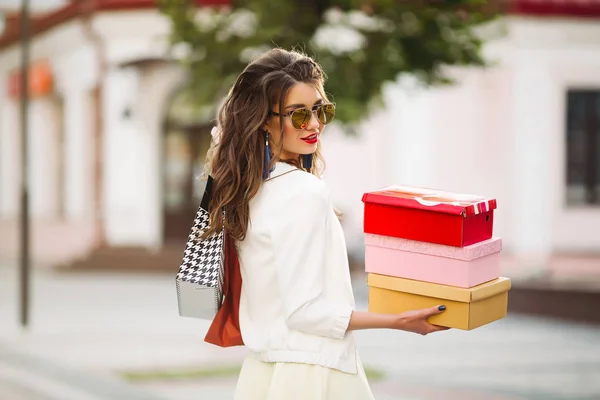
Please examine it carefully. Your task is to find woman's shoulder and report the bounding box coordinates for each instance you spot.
[266,163,329,202]
[270,163,326,187]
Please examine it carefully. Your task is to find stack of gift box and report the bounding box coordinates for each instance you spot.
[362,185,511,330]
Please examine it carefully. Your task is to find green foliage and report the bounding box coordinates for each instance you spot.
[158,0,500,125]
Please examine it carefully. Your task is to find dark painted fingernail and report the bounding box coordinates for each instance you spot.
[438,305,446,311]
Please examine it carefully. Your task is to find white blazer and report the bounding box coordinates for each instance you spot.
[237,161,358,374]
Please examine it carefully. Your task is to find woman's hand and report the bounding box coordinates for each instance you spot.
[348,305,450,335]
[391,305,450,335]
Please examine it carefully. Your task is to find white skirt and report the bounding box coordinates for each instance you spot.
[233,352,375,400]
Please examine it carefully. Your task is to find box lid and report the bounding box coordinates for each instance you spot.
[367,274,511,302]
[364,234,502,261]
[362,185,497,217]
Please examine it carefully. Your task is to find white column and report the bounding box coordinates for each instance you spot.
[510,57,555,264]
[28,98,61,219]
[0,98,19,218]
[135,65,183,249]
[143,71,166,250]
[63,89,93,221]
[390,77,437,187]
[103,67,147,246]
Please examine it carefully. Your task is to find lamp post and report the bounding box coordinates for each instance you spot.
[19,0,31,329]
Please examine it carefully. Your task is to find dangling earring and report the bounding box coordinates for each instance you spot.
[263,131,272,180]
[302,154,313,171]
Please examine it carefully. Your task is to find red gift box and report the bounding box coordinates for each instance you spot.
[362,185,497,247]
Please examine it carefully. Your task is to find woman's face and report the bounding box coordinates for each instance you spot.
[265,82,325,160]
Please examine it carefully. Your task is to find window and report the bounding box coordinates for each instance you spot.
[566,90,600,206]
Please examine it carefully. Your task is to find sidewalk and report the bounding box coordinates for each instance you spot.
[1,264,600,400]
[0,344,167,400]
[0,376,50,400]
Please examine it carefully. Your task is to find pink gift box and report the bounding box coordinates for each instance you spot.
[365,234,502,288]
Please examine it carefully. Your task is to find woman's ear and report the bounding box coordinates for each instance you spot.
[262,118,274,136]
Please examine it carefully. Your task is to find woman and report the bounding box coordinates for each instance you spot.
[203,48,448,400]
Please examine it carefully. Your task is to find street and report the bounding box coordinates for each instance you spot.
[1,264,599,400]
[2,1,600,399]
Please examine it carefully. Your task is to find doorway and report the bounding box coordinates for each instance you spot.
[162,88,214,242]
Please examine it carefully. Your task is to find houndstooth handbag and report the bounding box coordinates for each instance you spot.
[175,176,225,320]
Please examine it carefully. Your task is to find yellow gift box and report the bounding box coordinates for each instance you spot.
[367,274,511,330]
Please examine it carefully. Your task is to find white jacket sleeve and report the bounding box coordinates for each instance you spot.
[270,178,353,339]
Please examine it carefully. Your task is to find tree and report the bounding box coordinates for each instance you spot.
[158,0,500,126]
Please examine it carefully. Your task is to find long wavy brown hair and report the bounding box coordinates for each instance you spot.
[202,48,330,242]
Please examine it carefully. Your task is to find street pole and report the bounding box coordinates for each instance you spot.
[19,0,31,329]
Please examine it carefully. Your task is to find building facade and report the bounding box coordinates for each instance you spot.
[0,1,599,268]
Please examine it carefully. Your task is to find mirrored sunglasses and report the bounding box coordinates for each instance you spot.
[270,103,336,130]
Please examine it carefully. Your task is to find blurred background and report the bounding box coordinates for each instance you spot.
[0,0,599,399]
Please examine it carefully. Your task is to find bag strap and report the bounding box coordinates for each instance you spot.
[200,175,214,211]
[265,168,300,182]
[201,168,299,212]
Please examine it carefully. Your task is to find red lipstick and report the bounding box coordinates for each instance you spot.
[301,133,319,144]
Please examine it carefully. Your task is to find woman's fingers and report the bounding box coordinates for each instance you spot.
[422,307,450,334]
[420,323,450,335]
[430,324,451,332]
[421,305,447,318]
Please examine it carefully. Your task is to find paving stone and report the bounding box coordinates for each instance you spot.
[1,265,599,400]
